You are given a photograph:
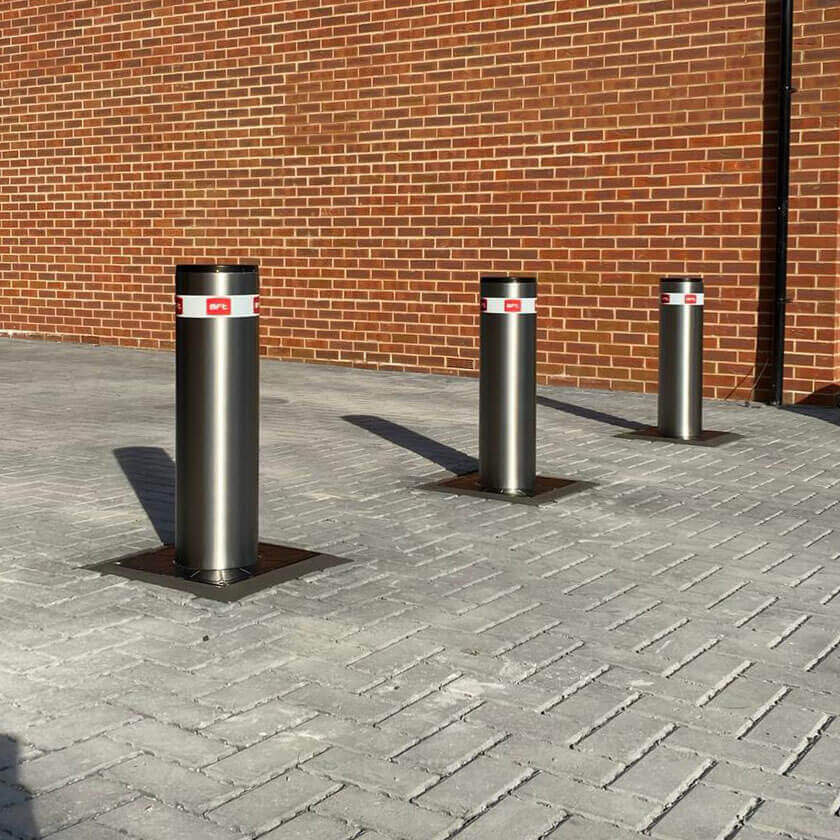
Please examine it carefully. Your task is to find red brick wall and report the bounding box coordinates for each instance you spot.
[0,1,837,404]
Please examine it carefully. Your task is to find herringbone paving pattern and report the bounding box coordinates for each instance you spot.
[0,339,838,839]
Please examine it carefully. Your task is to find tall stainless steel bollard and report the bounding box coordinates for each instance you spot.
[175,264,260,584]
[658,276,704,440]
[479,275,537,495]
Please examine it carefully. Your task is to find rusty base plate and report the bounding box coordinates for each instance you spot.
[86,543,351,602]
[615,427,743,447]
[421,471,594,506]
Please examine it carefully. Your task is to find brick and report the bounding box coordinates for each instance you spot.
[787,736,840,786]
[649,784,754,840]
[107,720,234,769]
[304,746,436,799]
[610,746,707,802]
[258,812,357,840]
[204,732,328,786]
[546,814,648,839]
[489,735,618,785]
[416,755,533,818]
[97,797,245,840]
[451,794,565,839]
[2,737,136,793]
[0,778,134,840]
[396,721,503,774]
[203,700,318,748]
[208,770,340,835]
[314,786,461,840]
[705,761,836,811]
[45,824,128,840]
[104,753,237,812]
[748,801,840,840]
[518,771,651,830]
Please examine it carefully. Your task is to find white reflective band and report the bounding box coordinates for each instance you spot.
[175,294,260,318]
[660,292,704,306]
[480,297,537,314]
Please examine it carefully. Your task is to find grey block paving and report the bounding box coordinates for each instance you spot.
[0,339,838,839]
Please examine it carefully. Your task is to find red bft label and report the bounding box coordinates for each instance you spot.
[175,296,183,315]
[206,297,232,316]
[480,298,488,311]
[685,293,697,304]
[504,299,522,313]
[661,293,671,304]
[253,296,260,314]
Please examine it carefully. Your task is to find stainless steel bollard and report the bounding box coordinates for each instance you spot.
[658,276,704,440]
[479,275,537,495]
[175,264,260,584]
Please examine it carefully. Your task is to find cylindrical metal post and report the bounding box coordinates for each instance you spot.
[175,264,260,584]
[479,275,537,495]
[658,276,703,440]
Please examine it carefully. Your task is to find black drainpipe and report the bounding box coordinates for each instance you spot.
[771,0,794,406]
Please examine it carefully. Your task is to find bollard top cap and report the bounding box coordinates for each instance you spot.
[175,264,259,295]
[176,264,258,276]
[660,276,703,293]
[481,275,536,283]
[481,275,537,299]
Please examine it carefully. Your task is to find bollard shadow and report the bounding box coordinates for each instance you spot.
[537,395,645,430]
[114,446,175,544]
[342,415,477,474]
[0,736,38,839]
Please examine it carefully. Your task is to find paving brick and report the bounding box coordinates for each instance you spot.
[748,801,840,840]
[19,706,139,751]
[257,811,357,839]
[451,793,565,839]
[0,777,134,839]
[489,735,618,785]
[305,746,436,799]
[1,736,136,793]
[610,745,707,802]
[282,684,397,724]
[649,783,754,840]
[416,755,533,818]
[395,721,503,774]
[314,786,461,840]
[705,761,837,811]
[104,753,237,812]
[743,702,827,752]
[203,699,318,747]
[45,823,129,840]
[208,769,340,835]
[518,771,652,830]
[546,814,648,839]
[97,796,246,840]
[108,720,234,769]
[204,732,328,786]
[292,713,416,758]
[787,735,840,785]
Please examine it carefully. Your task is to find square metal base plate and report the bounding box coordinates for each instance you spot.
[615,427,743,447]
[86,543,351,602]
[421,471,594,506]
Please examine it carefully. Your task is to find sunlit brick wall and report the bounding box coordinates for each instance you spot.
[0,1,837,403]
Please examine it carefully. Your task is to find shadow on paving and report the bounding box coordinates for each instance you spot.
[537,395,645,430]
[114,446,175,543]
[0,736,38,839]
[342,415,477,474]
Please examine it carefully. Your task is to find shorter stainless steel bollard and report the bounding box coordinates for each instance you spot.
[479,275,537,494]
[175,264,260,584]
[658,276,704,440]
